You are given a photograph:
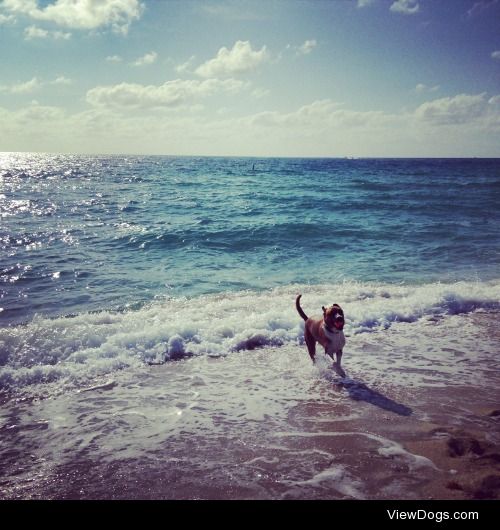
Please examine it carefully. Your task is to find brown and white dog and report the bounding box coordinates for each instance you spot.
[296,294,346,373]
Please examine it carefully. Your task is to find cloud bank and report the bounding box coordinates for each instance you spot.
[2,91,498,156]
[414,93,499,126]
[86,78,245,109]
[2,0,144,34]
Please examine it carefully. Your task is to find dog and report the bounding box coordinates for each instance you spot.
[296,294,346,373]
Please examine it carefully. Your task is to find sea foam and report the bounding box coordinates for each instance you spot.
[1,279,499,393]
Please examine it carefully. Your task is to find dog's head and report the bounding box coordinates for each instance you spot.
[322,303,345,331]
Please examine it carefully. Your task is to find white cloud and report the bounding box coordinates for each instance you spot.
[86,78,246,110]
[131,51,158,66]
[0,102,70,152]
[466,0,498,18]
[0,75,72,93]
[51,75,72,85]
[414,93,498,126]
[17,101,66,122]
[176,55,197,74]
[0,77,41,94]
[297,39,317,56]
[244,99,398,132]
[15,77,41,94]
[251,87,270,99]
[0,13,16,24]
[1,92,499,156]
[24,24,71,40]
[106,55,123,63]
[2,0,144,34]
[390,0,420,15]
[492,51,500,60]
[195,40,269,78]
[415,83,440,93]
[239,93,500,138]
[357,0,376,7]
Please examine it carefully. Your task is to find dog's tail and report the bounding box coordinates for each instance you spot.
[295,294,309,321]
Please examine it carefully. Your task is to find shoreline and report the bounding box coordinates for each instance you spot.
[0,312,499,500]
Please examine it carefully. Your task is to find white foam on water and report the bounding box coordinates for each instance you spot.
[0,321,497,500]
[377,442,437,471]
[1,279,499,396]
[275,431,437,471]
[290,464,365,499]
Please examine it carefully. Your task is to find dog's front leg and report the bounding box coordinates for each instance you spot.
[324,349,335,362]
[334,350,346,377]
[336,350,343,368]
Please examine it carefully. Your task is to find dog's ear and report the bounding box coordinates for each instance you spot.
[322,306,326,315]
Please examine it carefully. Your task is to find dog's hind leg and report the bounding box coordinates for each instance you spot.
[304,328,316,363]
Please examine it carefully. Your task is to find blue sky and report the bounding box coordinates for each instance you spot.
[0,0,499,156]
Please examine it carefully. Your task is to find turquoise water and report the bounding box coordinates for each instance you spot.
[1,154,499,324]
[1,154,500,395]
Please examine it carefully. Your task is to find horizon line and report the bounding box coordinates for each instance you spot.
[1,151,499,160]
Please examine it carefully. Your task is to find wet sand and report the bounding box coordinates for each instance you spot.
[0,312,499,500]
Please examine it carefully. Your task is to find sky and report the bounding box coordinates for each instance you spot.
[0,0,499,157]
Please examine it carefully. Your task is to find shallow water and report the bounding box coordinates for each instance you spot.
[1,280,499,400]
[1,312,498,499]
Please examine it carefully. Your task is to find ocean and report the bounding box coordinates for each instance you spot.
[1,154,499,500]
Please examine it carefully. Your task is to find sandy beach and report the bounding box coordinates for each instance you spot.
[1,310,499,500]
